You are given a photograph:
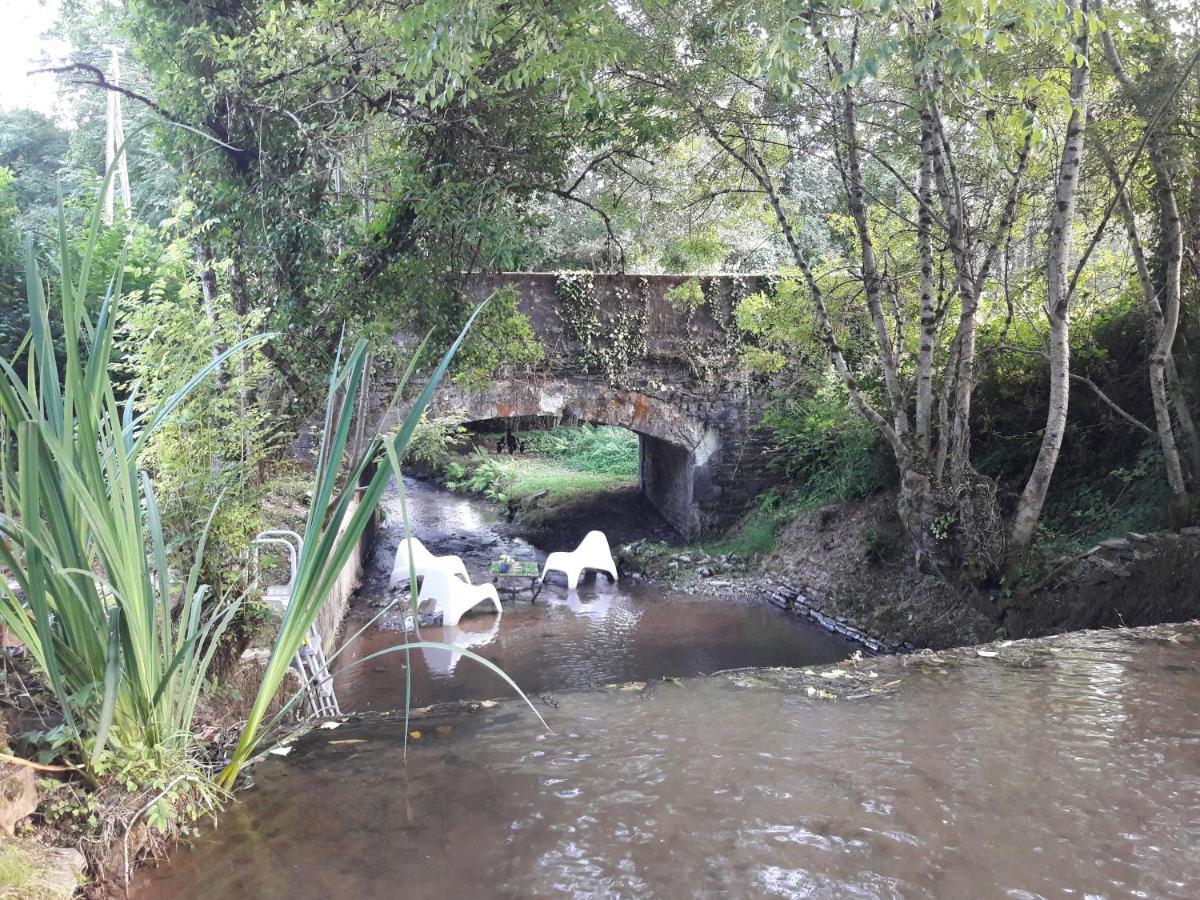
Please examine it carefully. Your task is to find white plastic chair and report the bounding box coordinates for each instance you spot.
[540,530,619,591]
[388,537,469,590]
[417,569,502,628]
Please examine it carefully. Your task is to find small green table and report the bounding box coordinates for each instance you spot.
[490,560,543,602]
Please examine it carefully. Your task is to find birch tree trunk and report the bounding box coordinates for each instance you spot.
[914,105,938,456]
[1097,142,1193,503]
[1097,12,1192,517]
[1010,10,1092,552]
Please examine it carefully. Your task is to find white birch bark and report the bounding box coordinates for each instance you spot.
[1010,10,1092,551]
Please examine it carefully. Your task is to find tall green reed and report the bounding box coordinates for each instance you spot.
[0,167,543,789]
[216,300,555,787]
[0,179,263,768]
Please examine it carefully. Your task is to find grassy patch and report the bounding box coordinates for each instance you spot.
[520,425,639,477]
[446,450,637,520]
[442,425,639,514]
[0,839,77,900]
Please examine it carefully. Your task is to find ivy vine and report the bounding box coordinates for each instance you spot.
[555,271,648,386]
[675,275,757,386]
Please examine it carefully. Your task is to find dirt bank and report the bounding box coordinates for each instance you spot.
[621,490,1200,652]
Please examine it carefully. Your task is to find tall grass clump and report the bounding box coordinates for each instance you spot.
[0,184,262,774]
[217,300,551,788]
[523,424,639,477]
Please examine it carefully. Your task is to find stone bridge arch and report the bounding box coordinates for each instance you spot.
[430,375,723,538]
[415,272,779,540]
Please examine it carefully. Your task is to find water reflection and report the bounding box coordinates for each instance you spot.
[332,477,849,710]
[418,618,502,678]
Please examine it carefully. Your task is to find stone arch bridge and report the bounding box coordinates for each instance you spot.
[426,273,777,539]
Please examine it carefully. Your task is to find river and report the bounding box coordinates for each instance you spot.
[134,478,1200,898]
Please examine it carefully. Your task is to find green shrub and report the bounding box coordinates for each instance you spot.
[452,286,544,389]
[404,411,468,471]
[763,369,895,506]
[522,424,639,477]
[0,189,261,774]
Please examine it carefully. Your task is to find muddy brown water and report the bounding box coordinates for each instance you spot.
[135,481,1200,898]
[333,477,851,709]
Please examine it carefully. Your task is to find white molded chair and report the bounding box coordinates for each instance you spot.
[388,537,469,590]
[417,569,502,628]
[540,530,619,591]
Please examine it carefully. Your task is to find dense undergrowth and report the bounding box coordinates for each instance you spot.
[406,421,640,518]
[638,302,1180,572]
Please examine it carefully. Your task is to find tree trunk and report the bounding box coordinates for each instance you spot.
[1146,150,1191,517]
[915,105,938,455]
[831,76,910,440]
[1097,12,1192,517]
[1010,12,1091,552]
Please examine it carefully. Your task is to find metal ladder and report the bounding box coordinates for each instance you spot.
[251,530,342,718]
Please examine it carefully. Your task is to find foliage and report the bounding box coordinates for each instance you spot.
[521,425,640,478]
[117,206,274,593]
[555,272,648,386]
[404,411,469,472]
[446,451,512,504]
[762,371,896,505]
[665,278,705,311]
[0,182,259,771]
[113,0,627,406]
[442,426,640,511]
[1036,444,1170,559]
[451,287,544,389]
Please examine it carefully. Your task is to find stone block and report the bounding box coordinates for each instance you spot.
[0,763,36,835]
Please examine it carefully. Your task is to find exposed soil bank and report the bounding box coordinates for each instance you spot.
[623,490,1200,651]
[498,483,680,549]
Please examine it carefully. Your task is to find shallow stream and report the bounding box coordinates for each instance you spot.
[135,480,1200,898]
[332,477,850,709]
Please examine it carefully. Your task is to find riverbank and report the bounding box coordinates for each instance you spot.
[621,488,1200,652]
[0,466,352,898]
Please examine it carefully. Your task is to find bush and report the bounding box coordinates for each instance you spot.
[404,411,468,471]
[763,369,895,506]
[522,424,639,477]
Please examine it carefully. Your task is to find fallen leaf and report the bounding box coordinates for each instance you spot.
[435,725,453,736]
[319,721,341,730]
[478,700,498,709]
[976,649,999,658]
[268,746,293,757]
[408,730,422,740]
